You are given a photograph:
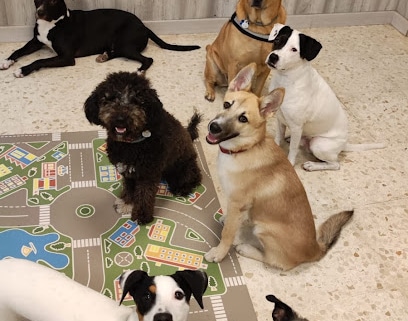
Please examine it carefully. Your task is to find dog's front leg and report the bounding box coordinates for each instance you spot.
[130,182,158,225]
[0,38,44,70]
[287,127,303,166]
[274,119,286,146]
[16,55,75,77]
[205,202,244,263]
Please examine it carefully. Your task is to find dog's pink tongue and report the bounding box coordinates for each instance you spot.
[115,127,127,134]
[206,133,219,144]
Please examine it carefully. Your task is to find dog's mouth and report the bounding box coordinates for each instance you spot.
[115,127,127,135]
[206,132,239,145]
[266,61,276,69]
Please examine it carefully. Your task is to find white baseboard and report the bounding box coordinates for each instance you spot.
[0,11,406,43]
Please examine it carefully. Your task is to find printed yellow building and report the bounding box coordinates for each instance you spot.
[145,244,207,270]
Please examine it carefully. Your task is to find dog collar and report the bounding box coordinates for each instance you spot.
[123,130,151,144]
[219,145,247,155]
[230,12,274,43]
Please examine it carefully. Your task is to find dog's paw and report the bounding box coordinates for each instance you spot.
[302,161,340,171]
[0,59,14,70]
[235,244,252,257]
[114,198,133,215]
[13,68,24,78]
[205,91,215,102]
[204,246,227,263]
[218,214,227,224]
[95,52,109,63]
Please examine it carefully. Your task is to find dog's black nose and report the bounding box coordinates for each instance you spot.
[153,313,173,321]
[267,53,279,66]
[209,121,222,134]
[251,0,263,8]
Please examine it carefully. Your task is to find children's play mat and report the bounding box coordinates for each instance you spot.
[0,130,256,321]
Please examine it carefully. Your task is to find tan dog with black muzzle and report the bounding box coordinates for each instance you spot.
[204,63,353,271]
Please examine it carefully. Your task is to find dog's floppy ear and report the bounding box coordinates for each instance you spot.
[260,87,285,118]
[119,270,149,305]
[172,270,208,309]
[299,33,322,61]
[84,92,102,125]
[228,63,256,92]
[269,23,286,41]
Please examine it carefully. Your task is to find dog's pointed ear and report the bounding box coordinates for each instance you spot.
[84,92,102,125]
[260,88,285,118]
[266,295,298,321]
[299,33,322,61]
[119,270,148,305]
[173,270,208,309]
[228,63,256,92]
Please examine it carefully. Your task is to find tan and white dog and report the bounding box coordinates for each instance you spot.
[204,63,353,270]
[266,24,384,171]
[0,258,207,321]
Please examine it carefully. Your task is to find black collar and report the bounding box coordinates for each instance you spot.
[230,12,274,43]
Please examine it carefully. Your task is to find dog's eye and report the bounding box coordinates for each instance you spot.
[238,114,248,123]
[174,291,185,301]
[223,101,234,109]
[291,48,297,52]
[143,292,152,302]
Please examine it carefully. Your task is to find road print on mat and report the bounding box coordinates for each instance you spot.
[0,130,256,321]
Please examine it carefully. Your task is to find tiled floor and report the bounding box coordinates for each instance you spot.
[0,24,407,320]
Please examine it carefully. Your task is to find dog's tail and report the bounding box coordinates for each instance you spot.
[317,210,353,254]
[147,29,200,51]
[343,143,385,152]
[187,112,202,141]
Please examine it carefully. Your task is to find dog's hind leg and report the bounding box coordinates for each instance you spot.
[303,136,344,171]
[164,158,202,196]
[235,244,264,261]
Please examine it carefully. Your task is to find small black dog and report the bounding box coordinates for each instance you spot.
[0,0,200,77]
[266,295,309,321]
[84,71,202,224]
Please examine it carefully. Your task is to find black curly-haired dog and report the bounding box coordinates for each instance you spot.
[84,71,202,224]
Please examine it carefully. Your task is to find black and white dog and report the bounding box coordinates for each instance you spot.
[0,258,207,321]
[0,0,200,77]
[266,24,384,171]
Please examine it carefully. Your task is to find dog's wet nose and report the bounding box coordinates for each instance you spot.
[209,121,222,134]
[267,53,279,66]
[153,312,173,321]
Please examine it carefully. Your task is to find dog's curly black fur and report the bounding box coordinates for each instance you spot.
[84,71,202,224]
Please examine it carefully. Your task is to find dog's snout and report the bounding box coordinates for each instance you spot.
[267,53,279,66]
[251,0,263,8]
[209,121,222,134]
[153,312,173,321]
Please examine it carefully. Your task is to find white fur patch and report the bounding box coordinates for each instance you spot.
[268,23,285,41]
[36,15,65,49]
[13,69,24,78]
[0,59,14,70]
